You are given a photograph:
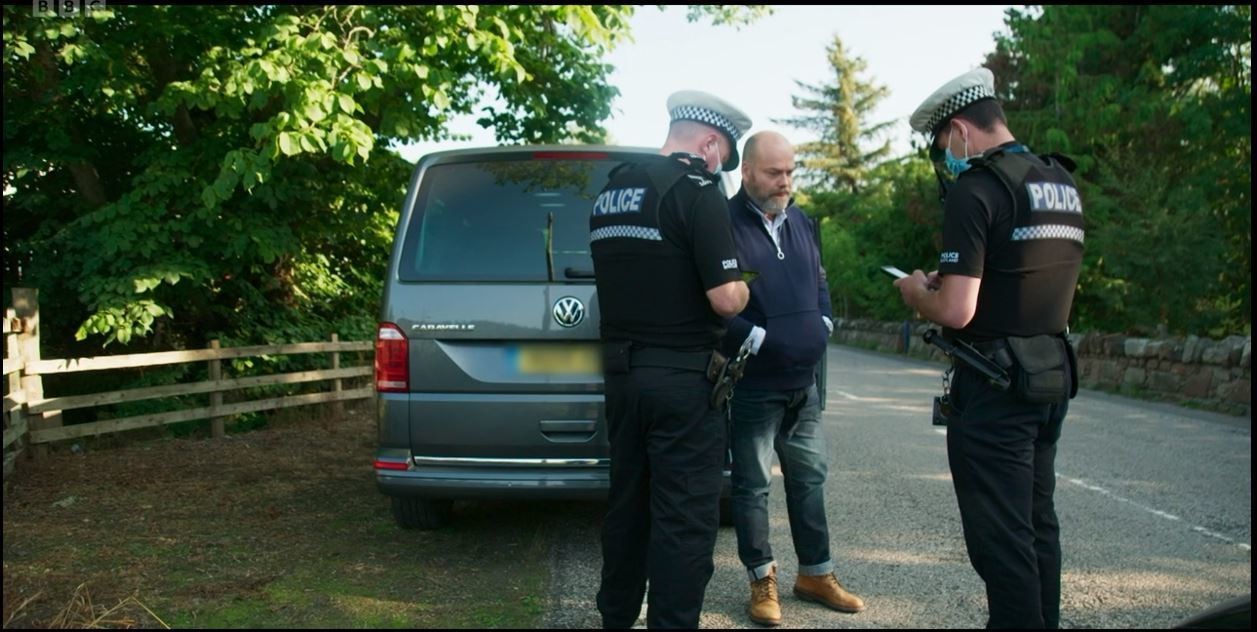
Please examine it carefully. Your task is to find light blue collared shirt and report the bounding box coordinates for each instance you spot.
[745,198,788,259]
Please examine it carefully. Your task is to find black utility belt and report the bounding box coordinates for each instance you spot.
[630,347,713,373]
[927,331,1078,404]
[601,343,721,379]
[968,334,1077,403]
[602,342,745,410]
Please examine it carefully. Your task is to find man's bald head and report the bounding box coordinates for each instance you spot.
[743,131,793,167]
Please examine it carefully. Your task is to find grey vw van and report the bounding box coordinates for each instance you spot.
[374,145,827,529]
[375,146,656,529]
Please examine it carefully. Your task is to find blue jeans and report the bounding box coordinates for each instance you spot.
[730,383,833,580]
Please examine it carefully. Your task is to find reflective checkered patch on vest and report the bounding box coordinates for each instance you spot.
[590,225,663,242]
[1011,225,1085,244]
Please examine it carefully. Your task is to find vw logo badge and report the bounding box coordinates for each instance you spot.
[553,297,585,328]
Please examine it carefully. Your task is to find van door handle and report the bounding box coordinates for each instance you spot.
[540,420,596,433]
[540,420,596,443]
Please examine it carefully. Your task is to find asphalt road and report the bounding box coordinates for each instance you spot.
[541,344,1251,629]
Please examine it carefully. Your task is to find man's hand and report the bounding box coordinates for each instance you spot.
[893,269,934,311]
[894,270,980,329]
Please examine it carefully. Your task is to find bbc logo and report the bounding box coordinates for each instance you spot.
[33,0,105,18]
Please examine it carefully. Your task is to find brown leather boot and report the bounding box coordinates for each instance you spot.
[748,567,783,626]
[793,572,865,613]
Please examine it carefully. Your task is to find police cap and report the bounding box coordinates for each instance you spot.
[910,67,997,141]
[666,90,752,170]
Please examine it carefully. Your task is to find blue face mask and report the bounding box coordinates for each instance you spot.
[943,126,971,177]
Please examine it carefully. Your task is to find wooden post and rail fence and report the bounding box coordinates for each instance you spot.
[2,288,375,479]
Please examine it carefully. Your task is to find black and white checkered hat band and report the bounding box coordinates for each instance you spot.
[671,106,742,141]
[928,85,996,134]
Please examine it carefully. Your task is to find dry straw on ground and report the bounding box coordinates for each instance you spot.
[7,583,168,629]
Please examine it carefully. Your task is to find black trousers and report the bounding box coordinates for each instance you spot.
[947,364,1069,629]
[597,366,726,629]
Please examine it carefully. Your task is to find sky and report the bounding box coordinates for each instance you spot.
[396,5,1015,189]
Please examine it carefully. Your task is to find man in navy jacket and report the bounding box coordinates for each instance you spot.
[724,131,865,626]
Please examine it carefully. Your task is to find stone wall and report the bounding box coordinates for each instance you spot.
[832,319,1251,418]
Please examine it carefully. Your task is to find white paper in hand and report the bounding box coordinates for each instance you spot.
[881,265,909,279]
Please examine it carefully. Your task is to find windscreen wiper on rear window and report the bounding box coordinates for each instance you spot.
[545,211,555,283]
[546,210,596,280]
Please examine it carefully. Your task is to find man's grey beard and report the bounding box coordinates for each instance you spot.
[760,196,788,214]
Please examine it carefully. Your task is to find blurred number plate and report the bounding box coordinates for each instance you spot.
[517,344,600,374]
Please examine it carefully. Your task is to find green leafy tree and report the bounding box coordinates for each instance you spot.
[778,35,894,195]
[810,156,941,321]
[684,5,773,27]
[2,5,767,356]
[782,36,934,320]
[987,5,1251,335]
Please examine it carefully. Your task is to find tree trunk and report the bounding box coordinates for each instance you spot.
[145,41,199,146]
[67,162,108,208]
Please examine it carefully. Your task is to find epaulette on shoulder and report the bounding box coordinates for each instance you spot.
[607,161,633,179]
[967,148,1009,171]
[1044,152,1077,173]
[644,153,712,193]
[663,153,714,187]
[685,172,715,187]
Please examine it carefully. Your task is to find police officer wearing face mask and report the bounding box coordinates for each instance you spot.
[894,68,1084,629]
[590,89,752,629]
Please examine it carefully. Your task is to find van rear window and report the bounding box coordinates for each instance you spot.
[398,158,623,282]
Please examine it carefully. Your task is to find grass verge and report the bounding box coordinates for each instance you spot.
[2,403,550,628]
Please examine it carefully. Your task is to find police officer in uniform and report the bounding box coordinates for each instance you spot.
[590,90,752,629]
[895,68,1084,629]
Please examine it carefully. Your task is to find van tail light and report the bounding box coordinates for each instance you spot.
[375,323,409,393]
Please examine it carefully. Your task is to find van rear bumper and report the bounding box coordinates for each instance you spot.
[375,458,732,501]
[376,463,611,500]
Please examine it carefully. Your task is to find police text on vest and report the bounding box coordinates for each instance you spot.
[593,188,647,216]
[1026,182,1083,213]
